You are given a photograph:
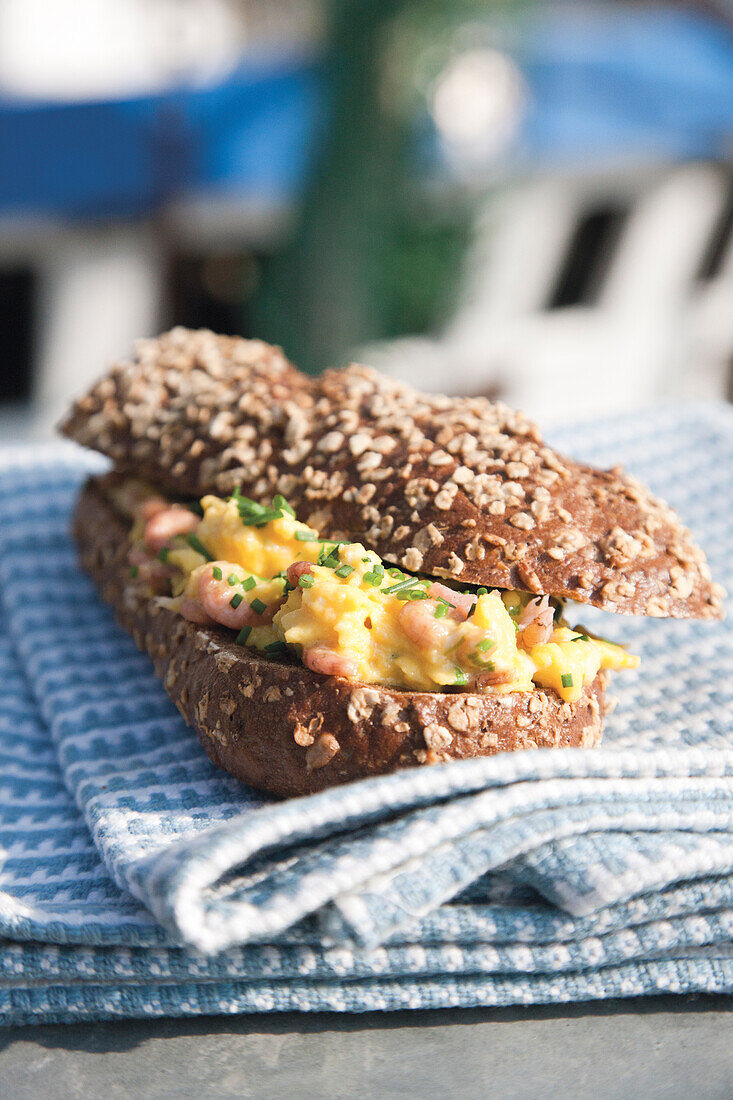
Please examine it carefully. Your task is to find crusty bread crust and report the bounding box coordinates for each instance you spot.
[73,480,607,799]
[60,328,723,621]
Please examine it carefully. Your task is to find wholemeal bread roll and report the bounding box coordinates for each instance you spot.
[61,327,723,620]
[59,328,723,798]
[74,479,606,798]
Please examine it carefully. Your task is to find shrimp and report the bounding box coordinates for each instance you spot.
[427,582,476,621]
[398,599,453,648]
[475,669,515,690]
[140,497,169,522]
[179,598,216,626]
[287,561,313,587]
[197,564,277,630]
[518,594,554,648]
[127,546,170,590]
[303,646,358,679]
[144,505,199,552]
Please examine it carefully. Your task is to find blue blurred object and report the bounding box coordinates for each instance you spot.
[0,53,322,219]
[1,6,733,221]
[518,7,733,164]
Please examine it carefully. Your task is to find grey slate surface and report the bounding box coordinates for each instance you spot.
[1,997,732,1099]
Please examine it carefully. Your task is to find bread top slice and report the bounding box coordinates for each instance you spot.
[60,326,724,620]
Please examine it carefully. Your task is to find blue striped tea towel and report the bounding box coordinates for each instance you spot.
[0,402,731,1026]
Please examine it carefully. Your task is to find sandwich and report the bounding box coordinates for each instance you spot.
[60,328,724,798]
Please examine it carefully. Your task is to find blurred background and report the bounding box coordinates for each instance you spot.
[1,0,733,441]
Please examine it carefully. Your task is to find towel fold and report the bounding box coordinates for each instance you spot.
[0,403,730,1025]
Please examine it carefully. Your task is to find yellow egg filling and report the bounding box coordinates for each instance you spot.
[136,490,639,701]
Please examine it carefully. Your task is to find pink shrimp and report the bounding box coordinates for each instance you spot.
[197,565,278,630]
[179,598,216,626]
[398,599,454,648]
[140,497,169,522]
[427,582,477,621]
[287,561,313,587]
[303,646,358,679]
[144,505,199,552]
[127,545,170,590]
[518,594,554,647]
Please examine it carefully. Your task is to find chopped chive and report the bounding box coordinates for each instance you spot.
[230,593,243,609]
[394,585,428,601]
[454,668,468,686]
[264,641,289,659]
[185,534,214,561]
[299,574,314,589]
[363,571,382,587]
[561,673,574,688]
[241,576,256,592]
[295,530,317,542]
[386,567,403,579]
[335,564,354,579]
[361,557,371,563]
[272,494,295,517]
[227,573,239,586]
[476,638,494,652]
[434,600,450,619]
[212,565,223,581]
[250,598,266,615]
[477,587,488,596]
[383,577,418,596]
[129,565,139,578]
[319,545,341,569]
[573,633,589,642]
[157,547,169,563]
[235,625,252,645]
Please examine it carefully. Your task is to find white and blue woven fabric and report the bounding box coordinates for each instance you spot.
[0,403,731,1026]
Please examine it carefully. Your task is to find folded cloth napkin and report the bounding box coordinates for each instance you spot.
[0,402,731,1026]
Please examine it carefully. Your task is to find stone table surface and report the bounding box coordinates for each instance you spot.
[0,995,732,1099]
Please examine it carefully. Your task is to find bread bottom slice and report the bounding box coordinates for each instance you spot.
[73,480,607,798]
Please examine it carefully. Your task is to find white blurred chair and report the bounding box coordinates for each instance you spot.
[362,162,733,422]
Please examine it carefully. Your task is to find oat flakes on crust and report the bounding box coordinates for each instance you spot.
[60,327,724,620]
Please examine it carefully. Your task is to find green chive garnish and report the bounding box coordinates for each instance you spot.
[477,587,488,596]
[212,565,223,581]
[383,577,419,596]
[250,598,266,615]
[273,494,295,517]
[129,565,139,578]
[561,673,574,688]
[157,548,169,563]
[454,668,468,686]
[408,589,429,600]
[185,534,214,561]
[299,574,314,589]
[335,564,354,579]
[227,573,239,586]
[230,593,243,609]
[434,600,450,619]
[319,545,341,569]
[573,634,589,642]
[386,567,403,579]
[241,576,256,592]
[235,625,251,645]
[264,641,289,659]
[295,530,317,542]
[476,638,494,652]
[363,572,382,587]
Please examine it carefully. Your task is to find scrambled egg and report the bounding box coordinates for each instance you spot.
[153,492,638,702]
